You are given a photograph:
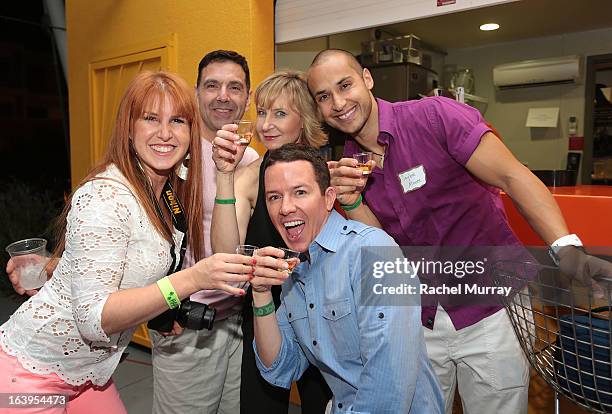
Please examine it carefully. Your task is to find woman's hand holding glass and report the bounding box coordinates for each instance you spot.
[250,246,294,293]
[212,123,249,173]
[6,256,58,296]
[235,245,259,289]
[192,253,256,296]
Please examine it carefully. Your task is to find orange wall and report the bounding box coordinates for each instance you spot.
[66,0,273,184]
[502,186,612,247]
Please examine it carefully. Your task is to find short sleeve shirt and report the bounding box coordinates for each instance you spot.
[344,97,522,330]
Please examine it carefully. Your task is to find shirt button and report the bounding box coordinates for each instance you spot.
[338,402,343,409]
[331,310,336,316]
[313,340,317,346]
[309,303,314,309]
[378,312,384,319]
[288,313,292,318]
[427,318,433,327]
[342,226,347,230]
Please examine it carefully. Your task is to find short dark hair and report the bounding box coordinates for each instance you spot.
[310,48,363,73]
[264,144,330,194]
[196,50,250,91]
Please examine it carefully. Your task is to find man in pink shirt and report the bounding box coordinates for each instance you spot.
[149,50,259,414]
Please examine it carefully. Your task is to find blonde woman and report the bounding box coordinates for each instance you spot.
[211,71,332,413]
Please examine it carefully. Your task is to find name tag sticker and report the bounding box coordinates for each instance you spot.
[398,165,427,193]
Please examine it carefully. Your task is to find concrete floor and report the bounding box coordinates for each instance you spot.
[0,290,301,413]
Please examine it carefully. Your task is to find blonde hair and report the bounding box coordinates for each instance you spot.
[255,70,327,148]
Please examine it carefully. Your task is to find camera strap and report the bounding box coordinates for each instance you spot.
[148,181,217,333]
[155,180,188,275]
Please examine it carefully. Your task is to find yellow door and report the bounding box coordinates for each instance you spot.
[89,38,177,348]
[89,39,175,165]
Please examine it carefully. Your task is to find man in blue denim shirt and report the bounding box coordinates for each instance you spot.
[249,144,443,413]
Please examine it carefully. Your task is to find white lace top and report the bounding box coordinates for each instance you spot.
[0,165,182,386]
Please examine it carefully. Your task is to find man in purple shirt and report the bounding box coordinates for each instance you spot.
[306,49,611,414]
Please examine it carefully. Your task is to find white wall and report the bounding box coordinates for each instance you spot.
[275,50,321,72]
[276,0,516,44]
[446,27,612,170]
[276,32,365,72]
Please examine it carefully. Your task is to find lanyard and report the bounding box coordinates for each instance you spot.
[153,180,188,275]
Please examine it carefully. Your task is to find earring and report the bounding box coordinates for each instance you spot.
[176,153,190,180]
[128,136,139,157]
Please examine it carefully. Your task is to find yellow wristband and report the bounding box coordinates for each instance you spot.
[157,277,180,309]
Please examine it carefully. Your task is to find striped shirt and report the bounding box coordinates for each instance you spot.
[254,211,444,413]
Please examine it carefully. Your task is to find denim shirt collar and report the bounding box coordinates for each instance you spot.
[311,210,346,254]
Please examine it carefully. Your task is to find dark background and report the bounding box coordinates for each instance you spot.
[0,3,70,294]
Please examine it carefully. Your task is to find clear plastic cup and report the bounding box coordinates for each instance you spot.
[236,244,259,256]
[279,248,301,274]
[235,120,253,145]
[5,238,50,290]
[352,152,373,175]
[236,245,260,289]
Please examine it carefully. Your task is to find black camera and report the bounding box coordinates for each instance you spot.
[147,299,216,332]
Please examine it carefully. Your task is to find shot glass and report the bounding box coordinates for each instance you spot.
[236,244,259,289]
[352,152,373,175]
[279,248,301,274]
[235,120,254,145]
[236,244,259,257]
[5,238,50,290]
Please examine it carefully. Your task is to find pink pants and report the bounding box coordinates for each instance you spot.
[0,348,127,414]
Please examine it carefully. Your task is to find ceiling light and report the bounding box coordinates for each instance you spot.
[480,23,500,31]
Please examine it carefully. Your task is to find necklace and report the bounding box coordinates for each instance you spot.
[372,151,385,167]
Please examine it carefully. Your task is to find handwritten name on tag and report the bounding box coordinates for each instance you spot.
[398,165,426,193]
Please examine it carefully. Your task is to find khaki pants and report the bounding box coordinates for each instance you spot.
[423,306,529,414]
[150,312,243,414]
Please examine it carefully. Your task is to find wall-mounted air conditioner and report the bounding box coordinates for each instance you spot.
[493,55,582,89]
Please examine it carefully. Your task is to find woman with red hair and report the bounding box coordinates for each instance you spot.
[0,71,254,413]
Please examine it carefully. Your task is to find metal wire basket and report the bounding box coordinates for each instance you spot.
[494,260,612,414]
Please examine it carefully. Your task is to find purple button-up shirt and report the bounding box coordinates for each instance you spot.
[344,97,522,330]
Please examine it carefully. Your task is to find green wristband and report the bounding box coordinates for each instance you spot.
[253,300,276,317]
[340,195,362,211]
[215,197,237,204]
[157,277,180,309]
